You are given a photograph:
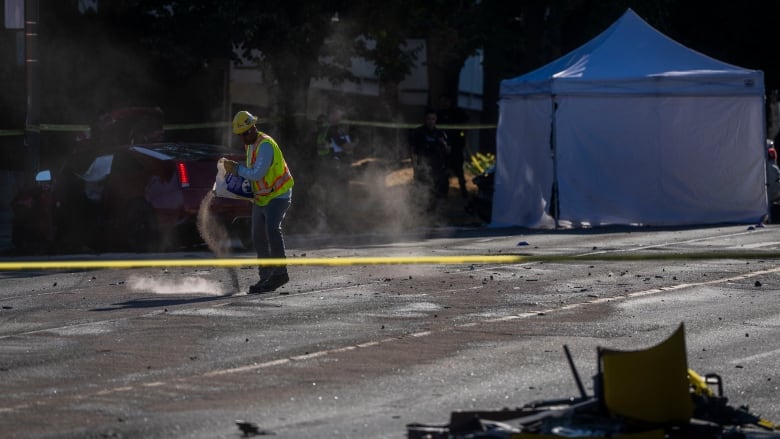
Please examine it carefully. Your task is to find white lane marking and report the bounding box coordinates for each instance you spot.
[730,241,780,249]
[730,348,780,365]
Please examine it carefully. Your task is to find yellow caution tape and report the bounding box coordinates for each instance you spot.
[39,124,89,132]
[164,122,232,130]
[1,251,779,271]
[345,119,496,130]
[0,255,525,271]
[0,119,495,136]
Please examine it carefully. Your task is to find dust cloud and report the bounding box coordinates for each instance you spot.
[299,16,439,237]
[123,192,241,297]
[197,190,232,256]
[355,161,432,233]
[128,275,224,296]
[196,190,241,292]
[305,159,439,236]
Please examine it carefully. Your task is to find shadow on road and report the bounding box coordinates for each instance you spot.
[90,295,226,311]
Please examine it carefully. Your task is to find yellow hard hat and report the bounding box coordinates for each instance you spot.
[232,110,258,134]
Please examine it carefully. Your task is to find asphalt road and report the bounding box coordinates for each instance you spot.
[1,224,779,438]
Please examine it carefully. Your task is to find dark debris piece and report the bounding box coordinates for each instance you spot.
[236,420,275,436]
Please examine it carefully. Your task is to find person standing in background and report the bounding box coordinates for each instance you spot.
[436,93,469,199]
[409,108,449,212]
[326,108,358,160]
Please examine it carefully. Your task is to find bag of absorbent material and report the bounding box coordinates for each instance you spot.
[213,158,254,201]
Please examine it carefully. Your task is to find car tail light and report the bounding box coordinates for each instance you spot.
[176,162,190,188]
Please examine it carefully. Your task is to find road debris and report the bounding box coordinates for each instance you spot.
[235,420,275,436]
[407,323,778,438]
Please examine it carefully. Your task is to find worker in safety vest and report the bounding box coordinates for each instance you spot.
[314,113,331,158]
[222,110,294,294]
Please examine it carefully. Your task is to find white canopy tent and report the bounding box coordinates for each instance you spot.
[493,9,767,228]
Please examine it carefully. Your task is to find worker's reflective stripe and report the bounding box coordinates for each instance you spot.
[254,165,292,196]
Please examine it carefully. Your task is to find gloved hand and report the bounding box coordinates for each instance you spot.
[222,159,239,175]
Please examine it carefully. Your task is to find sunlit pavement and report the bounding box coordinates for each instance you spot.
[1,224,779,438]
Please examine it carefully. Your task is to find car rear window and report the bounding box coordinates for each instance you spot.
[143,143,239,160]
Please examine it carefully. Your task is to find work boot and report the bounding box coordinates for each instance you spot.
[258,267,273,282]
[248,273,289,294]
[247,279,269,295]
[247,269,273,294]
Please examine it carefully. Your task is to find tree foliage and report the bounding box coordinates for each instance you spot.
[407,0,484,106]
[134,0,348,146]
[345,0,486,111]
[17,1,780,142]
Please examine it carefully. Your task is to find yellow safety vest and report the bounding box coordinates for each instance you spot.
[245,133,294,206]
[316,122,331,156]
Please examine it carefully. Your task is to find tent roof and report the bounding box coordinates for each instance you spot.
[500,9,763,96]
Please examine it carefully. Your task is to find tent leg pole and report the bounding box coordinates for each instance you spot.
[551,96,559,229]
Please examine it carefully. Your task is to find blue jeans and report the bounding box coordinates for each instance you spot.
[251,195,291,278]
